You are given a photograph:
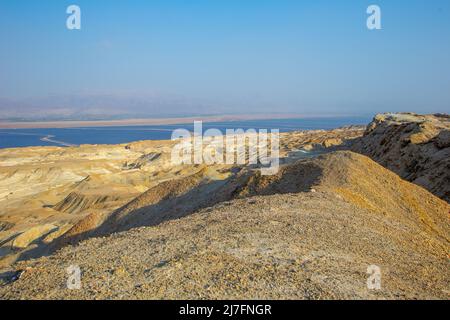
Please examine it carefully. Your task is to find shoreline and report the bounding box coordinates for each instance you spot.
[0,113,363,129]
[40,135,76,147]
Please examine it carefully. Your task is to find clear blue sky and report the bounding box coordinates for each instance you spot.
[1,0,449,116]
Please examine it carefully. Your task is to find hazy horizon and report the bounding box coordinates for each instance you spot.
[1,0,449,120]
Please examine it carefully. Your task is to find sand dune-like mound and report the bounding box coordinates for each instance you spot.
[0,140,197,265]
[1,151,448,299]
[52,173,150,215]
[53,192,131,215]
[0,126,362,257]
[57,166,231,244]
[81,151,449,242]
[352,113,450,202]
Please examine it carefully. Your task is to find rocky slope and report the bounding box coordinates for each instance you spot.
[1,152,448,299]
[92,148,449,240]
[0,126,364,267]
[0,116,449,300]
[352,113,450,202]
[0,140,206,266]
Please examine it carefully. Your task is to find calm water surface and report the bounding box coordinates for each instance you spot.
[0,117,371,149]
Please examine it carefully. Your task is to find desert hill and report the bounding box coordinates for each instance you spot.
[1,151,448,299]
[0,114,449,299]
[0,141,183,266]
[0,126,364,266]
[352,113,450,202]
[85,150,449,242]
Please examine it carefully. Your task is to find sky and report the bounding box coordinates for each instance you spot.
[0,0,449,118]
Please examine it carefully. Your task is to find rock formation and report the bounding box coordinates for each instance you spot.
[352,113,450,202]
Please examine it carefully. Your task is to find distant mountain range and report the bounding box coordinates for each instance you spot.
[0,94,226,121]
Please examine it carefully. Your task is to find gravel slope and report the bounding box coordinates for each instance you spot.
[1,152,448,300]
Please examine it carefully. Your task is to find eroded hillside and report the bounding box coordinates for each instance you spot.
[0,116,449,300]
[352,113,450,202]
[1,152,448,299]
[0,127,363,267]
